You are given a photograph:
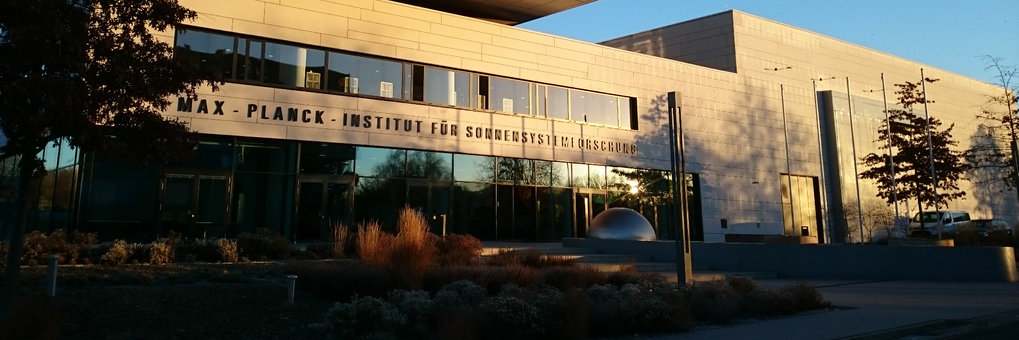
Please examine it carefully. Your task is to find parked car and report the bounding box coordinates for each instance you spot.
[907,211,970,237]
[959,219,1011,237]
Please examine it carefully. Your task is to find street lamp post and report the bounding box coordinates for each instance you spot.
[919,69,942,239]
[845,77,865,243]
[667,91,692,285]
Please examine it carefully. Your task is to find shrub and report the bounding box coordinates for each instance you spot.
[479,296,542,339]
[318,296,407,340]
[356,221,392,267]
[100,240,134,265]
[488,249,576,268]
[433,280,487,309]
[236,228,291,261]
[541,266,606,291]
[175,239,223,263]
[779,282,831,311]
[21,229,84,265]
[436,233,483,266]
[216,238,239,262]
[148,239,174,265]
[477,265,543,293]
[387,289,433,338]
[690,280,742,324]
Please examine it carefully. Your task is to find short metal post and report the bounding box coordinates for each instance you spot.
[47,254,58,297]
[286,275,298,304]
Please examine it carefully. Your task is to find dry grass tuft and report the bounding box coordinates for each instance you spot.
[391,207,438,287]
[356,220,392,267]
[330,223,349,259]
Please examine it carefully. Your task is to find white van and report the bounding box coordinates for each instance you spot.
[907,211,970,237]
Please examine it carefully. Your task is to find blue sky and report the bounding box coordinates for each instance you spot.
[518,0,1018,85]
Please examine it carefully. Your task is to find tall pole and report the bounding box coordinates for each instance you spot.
[846,77,865,243]
[667,92,692,285]
[880,73,901,230]
[780,84,796,234]
[813,78,836,243]
[920,69,941,239]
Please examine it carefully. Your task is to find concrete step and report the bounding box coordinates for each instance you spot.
[572,253,647,263]
[653,270,780,283]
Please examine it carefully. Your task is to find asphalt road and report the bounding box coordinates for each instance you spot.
[643,279,1019,339]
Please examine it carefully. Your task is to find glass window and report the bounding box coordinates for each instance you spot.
[407,150,452,179]
[453,154,494,182]
[238,38,262,82]
[179,136,233,170]
[453,182,495,239]
[175,30,235,80]
[355,147,405,177]
[571,90,618,126]
[327,52,403,98]
[535,85,547,117]
[82,155,159,222]
[571,163,588,188]
[620,97,634,130]
[490,77,531,115]
[547,86,569,120]
[550,162,570,187]
[589,165,606,189]
[424,67,471,107]
[263,43,325,88]
[355,177,405,229]
[606,167,630,190]
[533,160,552,186]
[233,173,294,235]
[235,139,296,173]
[299,142,355,175]
[497,158,533,184]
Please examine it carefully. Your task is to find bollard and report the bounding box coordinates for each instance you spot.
[47,254,58,297]
[286,275,298,304]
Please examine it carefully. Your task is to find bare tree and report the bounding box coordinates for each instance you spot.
[842,200,896,243]
[966,56,1018,193]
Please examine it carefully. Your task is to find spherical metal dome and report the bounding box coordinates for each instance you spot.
[588,207,656,241]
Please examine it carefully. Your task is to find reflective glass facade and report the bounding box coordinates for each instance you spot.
[0,135,698,242]
[174,28,638,130]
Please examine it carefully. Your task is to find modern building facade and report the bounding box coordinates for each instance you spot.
[2,0,1012,243]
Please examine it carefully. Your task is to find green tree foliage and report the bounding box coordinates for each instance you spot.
[859,78,968,214]
[0,0,216,322]
[965,56,1018,190]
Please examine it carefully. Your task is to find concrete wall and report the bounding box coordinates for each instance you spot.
[564,238,1018,282]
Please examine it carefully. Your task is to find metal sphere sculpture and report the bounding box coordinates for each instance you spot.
[588,207,656,241]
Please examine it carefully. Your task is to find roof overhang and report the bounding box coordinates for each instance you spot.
[393,0,596,25]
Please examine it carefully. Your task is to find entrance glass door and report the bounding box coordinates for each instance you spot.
[296,178,352,240]
[574,190,606,238]
[408,180,452,236]
[161,174,230,238]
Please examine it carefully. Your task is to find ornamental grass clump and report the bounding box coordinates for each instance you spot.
[356,220,392,267]
[390,207,438,287]
[99,240,134,265]
[436,233,483,266]
[330,223,350,259]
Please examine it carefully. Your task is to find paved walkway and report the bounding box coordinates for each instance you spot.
[644,279,1019,339]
